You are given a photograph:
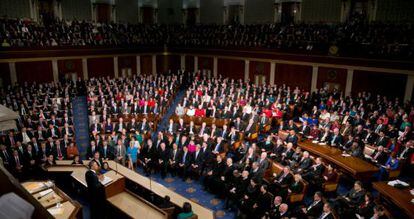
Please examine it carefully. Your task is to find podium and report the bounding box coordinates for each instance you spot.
[60,166,167,219]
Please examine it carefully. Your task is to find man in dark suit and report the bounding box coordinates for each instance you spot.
[10,149,24,176]
[0,144,11,168]
[51,140,66,160]
[270,166,293,194]
[189,144,204,180]
[328,128,343,147]
[85,160,106,219]
[370,146,388,165]
[373,131,388,147]
[46,124,60,139]
[157,143,170,179]
[99,141,113,160]
[285,130,298,146]
[87,141,99,160]
[178,146,191,180]
[303,157,325,182]
[300,121,311,136]
[297,191,324,218]
[295,151,313,173]
[168,143,180,176]
[318,203,334,219]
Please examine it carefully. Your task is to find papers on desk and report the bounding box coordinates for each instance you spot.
[410,189,414,196]
[38,188,53,197]
[101,176,113,186]
[24,182,46,194]
[318,142,326,145]
[341,153,351,157]
[388,180,409,187]
[47,206,64,215]
[312,140,319,144]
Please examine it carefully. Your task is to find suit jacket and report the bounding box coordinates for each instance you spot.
[85,170,105,201]
[371,150,388,165]
[178,151,191,167]
[99,146,113,160]
[286,134,298,146]
[298,157,312,170]
[274,172,293,186]
[191,150,204,167]
[328,134,343,146]
[300,125,311,136]
[306,200,324,218]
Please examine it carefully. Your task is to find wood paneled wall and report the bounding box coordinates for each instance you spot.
[185,55,195,72]
[218,58,245,80]
[87,57,114,78]
[275,64,312,91]
[140,55,153,75]
[16,61,53,83]
[0,63,11,87]
[352,70,407,98]
[198,56,213,71]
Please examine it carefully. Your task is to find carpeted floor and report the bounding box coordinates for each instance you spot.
[136,167,236,219]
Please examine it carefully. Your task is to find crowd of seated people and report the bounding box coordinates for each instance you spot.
[0,73,180,177]
[1,70,413,218]
[1,17,413,59]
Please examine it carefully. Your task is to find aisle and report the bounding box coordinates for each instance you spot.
[156,88,186,134]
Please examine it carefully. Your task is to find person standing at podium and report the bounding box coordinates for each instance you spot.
[86,160,106,219]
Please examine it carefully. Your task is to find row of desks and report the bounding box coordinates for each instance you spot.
[48,160,214,219]
[297,140,379,181]
[21,181,82,219]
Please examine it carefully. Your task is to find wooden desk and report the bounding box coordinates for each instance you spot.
[107,191,167,219]
[47,201,77,219]
[298,140,379,180]
[373,182,414,218]
[21,181,82,219]
[107,160,214,219]
[48,162,170,219]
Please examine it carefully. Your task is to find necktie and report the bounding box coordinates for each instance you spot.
[4,151,8,160]
[57,146,62,157]
[16,156,20,167]
[182,153,186,163]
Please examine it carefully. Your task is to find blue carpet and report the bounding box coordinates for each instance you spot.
[154,89,186,138]
[136,168,236,219]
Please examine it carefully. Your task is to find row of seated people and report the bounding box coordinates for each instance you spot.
[175,76,289,121]
[174,73,414,178]
[86,73,182,133]
[87,74,180,119]
[1,18,413,59]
